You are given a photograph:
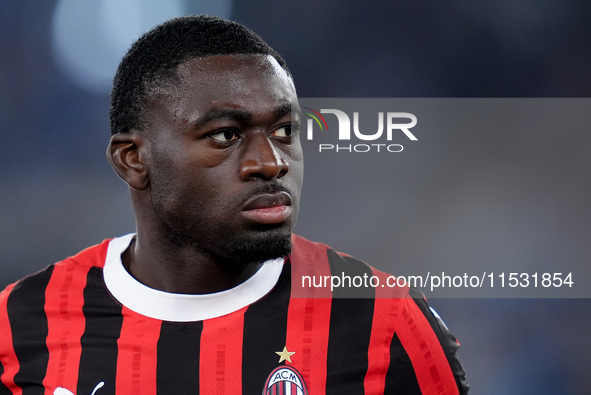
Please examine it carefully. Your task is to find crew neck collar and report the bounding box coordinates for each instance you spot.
[102,234,285,322]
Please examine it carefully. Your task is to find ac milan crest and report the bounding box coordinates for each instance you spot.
[262,365,308,395]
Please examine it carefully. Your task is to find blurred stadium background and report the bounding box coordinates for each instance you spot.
[1,1,590,393]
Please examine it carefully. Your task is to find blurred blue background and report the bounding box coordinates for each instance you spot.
[1,1,590,393]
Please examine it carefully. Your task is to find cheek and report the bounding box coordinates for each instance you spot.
[288,136,304,160]
[288,141,304,181]
[199,147,235,169]
[158,155,240,213]
[150,139,234,183]
[148,148,200,208]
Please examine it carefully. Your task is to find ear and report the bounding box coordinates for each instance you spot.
[107,131,150,190]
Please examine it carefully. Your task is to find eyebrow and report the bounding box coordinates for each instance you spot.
[192,108,251,128]
[192,102,299,129]
[274,103,293,118]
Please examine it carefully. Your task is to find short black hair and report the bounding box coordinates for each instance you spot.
[110,15,290,135]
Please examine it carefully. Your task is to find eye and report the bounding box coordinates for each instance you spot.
[209,129,240,143]
[271,125,294,138]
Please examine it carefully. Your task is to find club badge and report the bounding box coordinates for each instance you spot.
[263,346,308,395]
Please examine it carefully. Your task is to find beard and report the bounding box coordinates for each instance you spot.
[153,206,293,266]
[225,227,292,265]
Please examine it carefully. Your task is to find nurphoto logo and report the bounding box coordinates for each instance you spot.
[302,106,418,153]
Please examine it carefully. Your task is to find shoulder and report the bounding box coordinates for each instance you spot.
[290,234,469,393]
[0,238,112,311]
[290,233,381,275]
[0,238,114,362]
[290,233,409,298]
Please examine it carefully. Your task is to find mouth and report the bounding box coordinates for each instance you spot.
[241,191,292,225]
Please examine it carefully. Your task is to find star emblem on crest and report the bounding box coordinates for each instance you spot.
[275,346,296,363]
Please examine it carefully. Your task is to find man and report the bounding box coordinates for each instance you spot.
[0,15,468,394]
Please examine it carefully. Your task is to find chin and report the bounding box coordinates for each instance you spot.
[227,227,292,265]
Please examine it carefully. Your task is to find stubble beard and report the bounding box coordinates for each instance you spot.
[157,216,292,266]
[152,195,294,266]
[225,226,292,265]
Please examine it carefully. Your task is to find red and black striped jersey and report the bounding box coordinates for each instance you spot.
[0,234,468,394]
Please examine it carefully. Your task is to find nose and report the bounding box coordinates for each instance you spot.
[239,132,289,181]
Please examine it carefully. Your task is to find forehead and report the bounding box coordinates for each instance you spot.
[150,54,296,123]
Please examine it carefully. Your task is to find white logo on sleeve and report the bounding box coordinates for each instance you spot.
[53,381,104,395]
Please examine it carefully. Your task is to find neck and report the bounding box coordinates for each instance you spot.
[122,232,263,294]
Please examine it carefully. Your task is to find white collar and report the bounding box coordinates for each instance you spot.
[103,234,284,322]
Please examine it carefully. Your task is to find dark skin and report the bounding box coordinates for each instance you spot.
[107,54,303,294]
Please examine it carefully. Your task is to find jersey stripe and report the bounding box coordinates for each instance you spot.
[396,297,459,395]
[384,334,422,393]
[363,267,405,393]
[285,297,330,394]
[242,262,290,394]
[286,243,332,394]
[9,266,53,394]
[0,283,20,395]
[289,235,332,299]
[77,267,124,395]
[42,262,90,394]
[156,321,202,392]
[115,307,161,394]
[0,361,8,395]
[200,308,246,394]
[325,251,375,394]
